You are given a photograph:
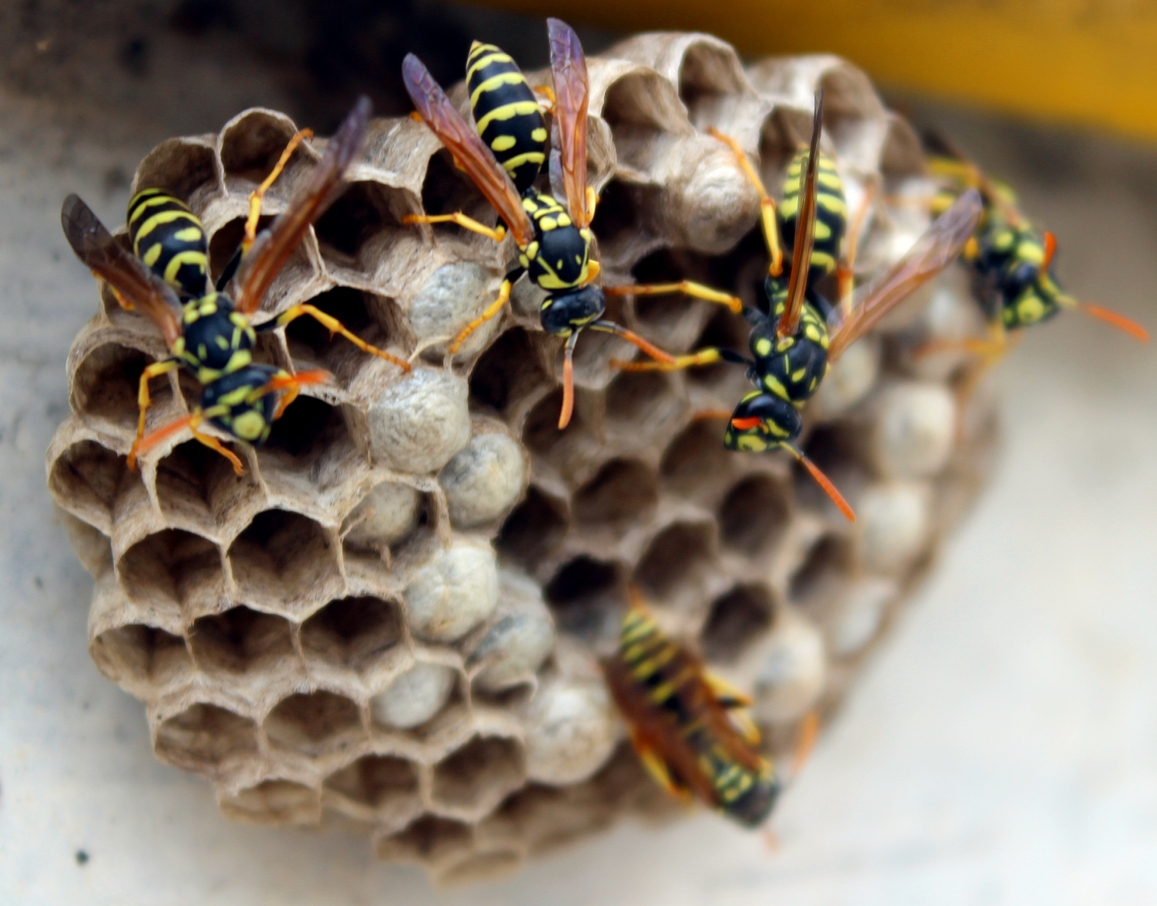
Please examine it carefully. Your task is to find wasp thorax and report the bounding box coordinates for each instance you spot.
[539,283,605,335]
[179,292,256,377]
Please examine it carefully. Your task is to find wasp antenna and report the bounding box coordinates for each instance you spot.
[1079,303,1149,342]
[787,444,855,522]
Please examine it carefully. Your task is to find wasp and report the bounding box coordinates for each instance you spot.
[62,97,410,476]
[402,19,745,428]
[919,132,1147,366]
[619,93,984,522]
[603,589,780,827]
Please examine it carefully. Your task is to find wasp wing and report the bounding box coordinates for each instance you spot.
[828,187,983,362]
[547,18,591,228]
[776,90,823,339]
[61,193,184,348]
[402,54,535,249]
[233,96,371,315]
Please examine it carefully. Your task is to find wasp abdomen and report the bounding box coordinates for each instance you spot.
[466,41,548,195]
[127,188,209,299]
[781,150,847,286]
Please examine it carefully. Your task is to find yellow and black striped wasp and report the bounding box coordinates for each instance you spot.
[402,18,744,428]
[920,131,1147,366]
[603,589,780,828]
[62,97,409,475]
[620,93,984,521]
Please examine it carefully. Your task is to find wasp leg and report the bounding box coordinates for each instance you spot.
[703,671,754,711]
[791,711,820,777]
[136,406,245,476]
[272,304,411,371]
[587,320,674,366]
[190,424,246,476]
[604,280,743,314]
[534,84,556,111]
[558,331,581,430]
[402,211,507,243]
[630,730,692,803]
[127,358,182,471]
[837,180,877,319]
[448,278,513,354]
[586,186,599,222]
[611,346,751,373]
[708,127,783,277]
[243,128,315,255]
[247,368,332,419]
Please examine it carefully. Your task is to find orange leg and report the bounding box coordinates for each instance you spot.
[275,304,411,371]
[127,359,181,471]
[244,128,314,254]
[837,180,877,318]
[605,280,742,315]
[448,279,512,354]
[402,211,507,243]
[136,407,245,476]
[708,127,783,277]
[557,331,580,430]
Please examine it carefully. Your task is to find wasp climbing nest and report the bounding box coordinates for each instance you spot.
[47,32,996,884]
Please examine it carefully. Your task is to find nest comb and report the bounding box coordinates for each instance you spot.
[46,31,998,884]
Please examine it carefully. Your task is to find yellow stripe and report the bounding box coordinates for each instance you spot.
[142,244,163,268]
[471,71,529,106]
[172,226,204,243]
[476,100,541,136]
[136,209,200,241]
[466,49,514,82]
[128,192,182,224]
[502,150,546,170]
[163,250,208,286]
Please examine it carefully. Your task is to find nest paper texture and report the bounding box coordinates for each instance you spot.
[46,32,995,884]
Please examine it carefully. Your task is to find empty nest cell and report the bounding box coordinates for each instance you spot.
[377,814,473,865]
[419,149,498,245]
[718,473,791,557]
[282,285,403,385]
[544,556,624,644]
[71,342,167,434]
[632,520,716,600]
[117,528,224,619]
[495,486,570,570]
[313,179,411,271]
[227,509,341,614]
[259,395,361,494]
[468,327,552,422]
[325,753,421,812]
[154,438,260,532]
[49,439,143,532]
[602,369,685,448]
[572,459,659,529]
[263,689,364,756]
[300,595,404,673]
[789,533,856,610]
[90,622,192,691]
[188,605,298,676]
[699,583,777,663]
[219,779,321,826]
[133,138,219,210]
[219,109,315,186]
[429,735,526,819]
[154,702,260,776]
[676,41,749,129]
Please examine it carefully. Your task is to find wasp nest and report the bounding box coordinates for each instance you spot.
[47,31,996,884]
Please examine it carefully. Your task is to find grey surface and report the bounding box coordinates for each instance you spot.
[2,43,1157,906]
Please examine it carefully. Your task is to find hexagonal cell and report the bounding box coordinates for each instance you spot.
[220,109,312,184]
[134,138,219,208]
[544,556,624,644]
[632,521,716,600]
[118,529,224,618]
[376,814,473,865]
[495,486,569,571]
[789,534,855,610]
[300,596,403,673]
[259,395,361,494]
[676,41,749,128]
[313,180,410,267]
[659,418,735,499]
[796,423,868,515]
[154,703,259,776]
[572,459,659,529]
[154,438,260,532]
[468,327,552,422]
[700,583,776,663]
[325,754,420,812]
[283,286,404,386]
[219,779,321,826]
[188,606,297,676]
[90,623,192,691]
[227,509,342,614]
[209,212,316,313]
[603,370,686,451]
[49,440,144,533]
[521,386,595,462]
[71,343,169,433]
[718,474,791,558]
[589,178,660,267]
[263,689,364,756]
[601,70,686,172]
[430,735,525,818]
[419,149,497,241]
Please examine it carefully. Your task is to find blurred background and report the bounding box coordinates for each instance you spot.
[1,1,1156,903]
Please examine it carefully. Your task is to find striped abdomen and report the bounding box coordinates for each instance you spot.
[780,149,847,287]
[607,608,780,827]
[466,41,547,195]
[127,188,208,299]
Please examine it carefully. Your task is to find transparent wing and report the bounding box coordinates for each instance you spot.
[401,54,534,247]
[61,193,184,348]
[233,96,371,315]
[547,18,591,227]
[828,188,983,362]
[776,90,823,338]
